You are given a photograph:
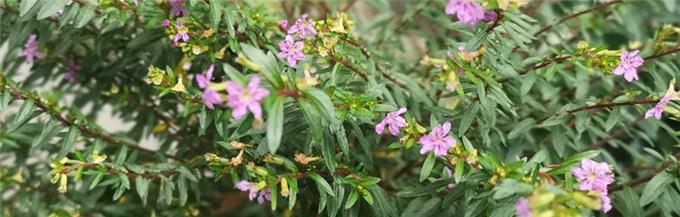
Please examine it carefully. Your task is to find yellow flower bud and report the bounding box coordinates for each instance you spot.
[280,178,290,197]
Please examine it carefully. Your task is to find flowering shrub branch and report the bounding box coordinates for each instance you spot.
[2,0,680,217]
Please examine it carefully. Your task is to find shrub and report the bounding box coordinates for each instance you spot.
[1,0,680,216]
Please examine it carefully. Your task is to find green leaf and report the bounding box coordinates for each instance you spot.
[89,172,105,190]
[547,150,600,175]
[345,188,359,209]
[31,119,61,150]
[37,0,66,20]
[135,177,151,206]
[605,107,620,131]
[0,89,10,112]
[20,0,39,16]
[309,172,335,197]
[288,177,298,210]
[11,100,36,131]
[303,88,337,123]
[458,103,479,136]
[640,171,674,206]
[57,126,79,158]
[493,179,533,199]
[75,4,96,28]
[266,96,285,153]
[359,186,374,205]
[178,176,188,206]
[209,0,222,28]
[508,118,534,139]
[419,152,435,182]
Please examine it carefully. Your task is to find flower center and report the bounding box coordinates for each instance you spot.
[587,172,597,181]
[241,91,252,101]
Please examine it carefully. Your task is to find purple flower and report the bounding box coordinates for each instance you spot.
[64,59,80,84]
[287,14,317,39]
[235,180,272,203]
[162,19,170,28]
[169,0,186,17]
[445,0,486,26]
[419,122,456,157]
[235,181,259,200]
[600,191,612,213]
[570,159,614,191]
[613,50,644,82]
[279,20,289,31]
[444,167,455,189]
[195,64,214,89]
[202,88,223,110]
[515,197,532,217]
[645,95,672,120]
[277,35,305,67]
[173,20,189,46]
[257,189,272,204]
[19,34,43,64]
[375,107,407,136]
[225,76,270,120]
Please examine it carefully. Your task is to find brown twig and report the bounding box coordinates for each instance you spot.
[328,52,368,80]
[5,83,180,160]
[536,99,657,125]
[533,0,623,37]
[341,0,358,12]
[608,152,680,191]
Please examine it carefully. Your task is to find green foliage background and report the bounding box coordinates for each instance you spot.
[1,0,680,216]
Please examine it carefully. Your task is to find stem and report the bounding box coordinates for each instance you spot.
[533,0,623,37]
[4,83,180,161]
[608,152,680,191]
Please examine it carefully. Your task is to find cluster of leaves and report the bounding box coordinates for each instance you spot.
[1,0,680,217]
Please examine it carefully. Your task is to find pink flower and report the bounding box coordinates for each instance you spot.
[515,197,532,217]
[445,0,486,26]
[202,88,222,110]
[279,20,289,31]
[444,167,455,189]
[613,50,644,82]
[225,76,269,120]
[257,189,272,204]
[235,181,258,200]
[162,19,170,28]
[645,95,671,120]
[173,20,189,46]
[287,14,317,39]
[277,35,305,67]
[600,191,612,213]
[235,180,272,203]
[195,64,214,89]
[169,0,186,17]
[375,107,407,136]
[19,34,43,64]
[570,159,614,191]
[64,59,80,83]
[419,122,456,157]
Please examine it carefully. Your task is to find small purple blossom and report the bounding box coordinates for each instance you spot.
[375,107,407,136]
[279,20,289,31]
[235,180,271,203]
[277,35,305,67]
[287,14,317,39]
[202,88,222,110]
[173,20,189,46]
[64,59,80,84]
[613,50,644,82]
[162,19,170,28]
[645,95,672,120]
[570,159,614,191]
[235,181,259,200]
[600,191,612,213]
[195,64,214,89]
[169,0,186,17]
[257,189,272,204]
[20,34,43,64]
[419,122,456,157]
[225,76,270,120]
[445,0,486,26]
[515,197,532,217]
[444,167,455,189]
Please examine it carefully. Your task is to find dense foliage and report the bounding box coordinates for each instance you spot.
[1,0,680,216]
